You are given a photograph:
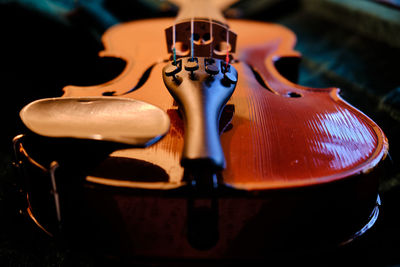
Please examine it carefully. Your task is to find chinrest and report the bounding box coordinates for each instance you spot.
[20,97,170,147]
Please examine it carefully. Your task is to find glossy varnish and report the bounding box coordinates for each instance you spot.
[15,15,390,259]
[62,18,387,190]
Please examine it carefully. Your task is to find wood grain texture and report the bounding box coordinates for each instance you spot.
[63,18,388,190]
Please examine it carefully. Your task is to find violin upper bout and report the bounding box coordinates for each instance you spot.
[63,18,174,98]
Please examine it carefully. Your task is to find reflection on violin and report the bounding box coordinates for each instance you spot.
[14,0,388,261]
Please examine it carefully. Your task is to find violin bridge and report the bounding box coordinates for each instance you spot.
[165,19,237,60]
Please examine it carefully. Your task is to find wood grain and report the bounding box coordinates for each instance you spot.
[63,18,388,190]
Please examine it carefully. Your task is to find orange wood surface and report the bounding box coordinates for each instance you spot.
[63,18,388,190]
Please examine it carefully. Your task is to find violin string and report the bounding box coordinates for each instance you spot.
[225,28,229,66]
[190,18,194,61]
[209,17,213,59]
[172,23,176,64]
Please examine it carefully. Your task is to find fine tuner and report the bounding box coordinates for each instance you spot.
[164,57,237,83]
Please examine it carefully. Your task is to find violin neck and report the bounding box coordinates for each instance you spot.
[174,0,233,24]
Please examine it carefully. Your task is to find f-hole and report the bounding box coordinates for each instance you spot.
[248,64,276,94]
[119,63,157,95]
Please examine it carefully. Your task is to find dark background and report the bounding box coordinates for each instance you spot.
[0,0,399,266]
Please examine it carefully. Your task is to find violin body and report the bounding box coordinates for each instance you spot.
[63,18,387,190]
[14,17,388,259]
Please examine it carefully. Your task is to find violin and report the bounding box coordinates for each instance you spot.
[14,0,388,260]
